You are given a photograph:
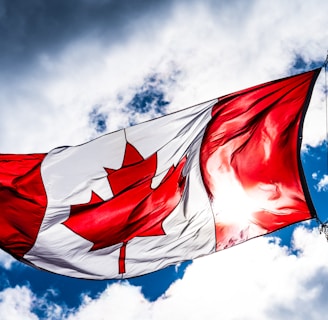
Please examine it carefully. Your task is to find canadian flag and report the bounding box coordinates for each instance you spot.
[0,68,320,279]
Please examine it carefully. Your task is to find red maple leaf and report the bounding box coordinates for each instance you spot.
[63,142,186,274]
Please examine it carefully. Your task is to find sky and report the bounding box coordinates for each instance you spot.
[0,0,328,319]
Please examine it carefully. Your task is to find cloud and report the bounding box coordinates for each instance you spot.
[3,227,328,319]
[0,0,178,75]
[66,283,151,320]
[317,175,328,191]
[88,105,108,135]
[124,72,175,126]
[0,286,37,320]
[0,284,67,320]
[0,250,16,270]
[57,227,328,320]
[0,0,327,155]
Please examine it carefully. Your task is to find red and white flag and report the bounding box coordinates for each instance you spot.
[0,68,320,279]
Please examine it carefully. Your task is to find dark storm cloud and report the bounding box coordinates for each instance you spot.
[0,0,177,73]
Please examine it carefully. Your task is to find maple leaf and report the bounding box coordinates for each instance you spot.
[63,142,186,274]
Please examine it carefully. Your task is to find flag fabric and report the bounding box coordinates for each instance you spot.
[0,68,320,279]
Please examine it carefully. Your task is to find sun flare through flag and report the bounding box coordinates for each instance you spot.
[0,68,321,279]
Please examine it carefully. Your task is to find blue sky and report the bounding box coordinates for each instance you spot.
[0,0,328,319]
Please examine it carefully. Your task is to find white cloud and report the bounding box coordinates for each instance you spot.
[66,283,152,320]
[0,285,66,320]
[0,286,37,320]
[317,175,328,191]
[61,227,328,320]
[0,0,327,153]
[0,250,16,270]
